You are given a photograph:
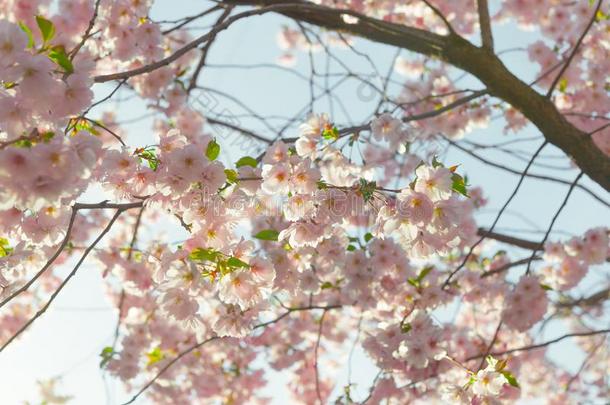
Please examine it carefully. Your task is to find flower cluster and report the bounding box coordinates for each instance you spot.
[502,275,548,332]
[541,227,608,290]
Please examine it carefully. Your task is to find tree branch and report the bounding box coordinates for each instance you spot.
[186,7,234,93]
[222,0,610,191]
[0,200,143,310]
[476,0,493,51]
[546,0,602,97]
[0,209,126,354]
[466,328,610,360]
[121,336,221,405]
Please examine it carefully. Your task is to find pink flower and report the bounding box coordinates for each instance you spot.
[51,73,94,118]
[217,267,272,310]
[0,21,28,68]
[278,221,325,248]
[397,190,434,225]
[472,368,505,397]
[371,113,402,142]
[502,275,548,331]
[414,165,453,200]
[160,288,199,321]
[261,163,291,194]
[291,159,320,194]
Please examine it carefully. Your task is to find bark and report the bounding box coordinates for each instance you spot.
[224,0,610,191]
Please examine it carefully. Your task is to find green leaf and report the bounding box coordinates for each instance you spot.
[254,229,279,241]
[316,180,328,190]
[236,156,258,168]
[48,46,74,73]
[485,355,499,370]
[558,78,568,93]
[18,22,35,49]
[417,266,433,282]
[407,278,420,288]
[358,178,377,203]
[500,370,520,388]
[322,126,339,140]
[146,347,164,366]
[495,358,508,372]
[136,148,159,171]
[41,131,55,142]
[189,247,219,262]
[408,266,434,289]
[451,173,469,197]
[364,232,373,243]
[206,139,220,161]
[36,15,55,45]
[254,229,280,241]
[227,256,249,268]
[320,281,334,290]
[0,238,13,258]
[431,155,444,168]
[346,244,356,251]
[224,169,238,184]
[401,322,412,333]
[99,346,114,368]
[539,283,553,291]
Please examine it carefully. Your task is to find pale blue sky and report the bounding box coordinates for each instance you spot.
[1,1,608,404]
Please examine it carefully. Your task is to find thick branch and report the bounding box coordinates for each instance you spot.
[223,0,610,191]
[477,228,542,250]
[476,0,493,51]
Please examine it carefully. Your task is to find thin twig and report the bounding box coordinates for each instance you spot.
[525,171,584,274]
[121,336,221,405]
[0,209,125,354]
[69,0,103,60]
[546,0,602,97]
[443,141,548,288]
[466,328,610,360]
[314,309,328,405]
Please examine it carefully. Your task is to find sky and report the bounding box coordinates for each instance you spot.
[1,1,608,404]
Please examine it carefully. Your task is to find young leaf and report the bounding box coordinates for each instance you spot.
[36,15,55,45]
[206,139,220,161]
[407,278,420,288]
[431,155,444,168]
[346,244,356,251]
[364,232,374,243]
[320,281,334,290]
[189,248,219,262]
[358,178,377,203]
[224,169,238,184]
[254,229,279,241]
[451,173,469,197]
[227,257,249,268]
[18,22,35,49]
[48,46,74,73]
[236,156,258,168]
[322,125,339,140]
[0,238,13,258]
[500,370,520,388]
[146,347,164,366]
[99,346,114,368]
[416,266,433,282]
